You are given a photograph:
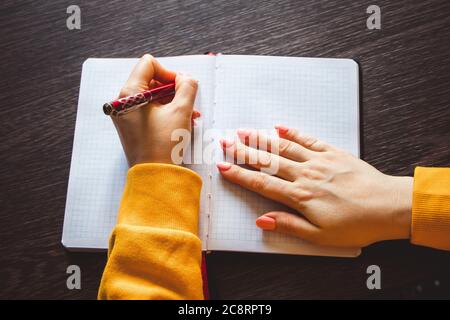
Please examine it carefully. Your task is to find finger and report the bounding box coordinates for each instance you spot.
[237,128,314,162]
[170,73,198,113]
[257,211,320,242]
[149,79,163,89]
[146,79,174,105]
[275,125,331,152]
[217,162,302,208]
[220,138,300,181]
[125,54,176,90]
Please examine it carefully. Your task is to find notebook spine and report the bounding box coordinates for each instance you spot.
[205,52,220,251]
[206,174,212,252]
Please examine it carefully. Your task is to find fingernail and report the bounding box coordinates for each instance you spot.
[219,138,235,148]
[237,128,251,139]
[275,125,289,135]
[192,110,201,118]
[256,216,276,230]
[216,162,232,172]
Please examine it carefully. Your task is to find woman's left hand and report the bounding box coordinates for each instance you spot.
[217,126,413,248]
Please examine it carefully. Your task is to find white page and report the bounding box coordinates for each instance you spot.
[62,56,215,250]
[209,55,360,257]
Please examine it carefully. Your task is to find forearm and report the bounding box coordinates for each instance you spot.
[98,164,203,300]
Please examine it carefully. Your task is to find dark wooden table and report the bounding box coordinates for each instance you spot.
[1,0,449,300]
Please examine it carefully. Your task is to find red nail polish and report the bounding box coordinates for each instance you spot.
[275,125,289,135]
[217,162,232,172]
[256,216,276,230]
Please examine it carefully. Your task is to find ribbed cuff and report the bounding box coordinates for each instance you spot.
[411,167,450,250]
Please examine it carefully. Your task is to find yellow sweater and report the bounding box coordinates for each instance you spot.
[98,165,450,300]
[98,164,203,299]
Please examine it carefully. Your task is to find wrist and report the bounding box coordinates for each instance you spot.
[386,175,413,240]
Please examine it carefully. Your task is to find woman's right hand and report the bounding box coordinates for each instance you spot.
[217,126,413,248]
[112,54,200,167]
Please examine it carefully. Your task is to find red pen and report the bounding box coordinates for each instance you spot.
[103,82,176,116]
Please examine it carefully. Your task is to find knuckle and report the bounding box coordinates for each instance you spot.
[119,86,136,98]
[171,100,193,113]
[172,101,190,111]
[323,151,336,160]
[303,135,318,148]
[278,213,293,230]
[287,128,298,138]
[250,172,268,191]
[178,76,198,90]
[186,78,199,89]
[299,168,323,180]
[305,160,327,173]
[141,54,154,61]
[278,140,293,155]
[288,185,312,204]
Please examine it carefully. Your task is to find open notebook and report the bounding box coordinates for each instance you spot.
[62,55,361,257]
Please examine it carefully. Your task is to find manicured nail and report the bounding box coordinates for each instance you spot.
[219,138,235,148]
[256,216,276,230]
[237,128,251,139]
[192,110,201,118]
[216,162,232,172]
[275,125,289,135]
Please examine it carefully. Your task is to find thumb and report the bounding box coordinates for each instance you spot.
[256,211,321,243]
[170,73,198,113]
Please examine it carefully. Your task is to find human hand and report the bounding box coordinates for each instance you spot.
[112,54,200,166]
[217,126,413,248]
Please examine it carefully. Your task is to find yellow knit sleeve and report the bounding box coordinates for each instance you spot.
[98,164,204,300]
[411,167,450,250]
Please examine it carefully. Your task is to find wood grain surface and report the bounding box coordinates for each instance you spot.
[0,0,449,299]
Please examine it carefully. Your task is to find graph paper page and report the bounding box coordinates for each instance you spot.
[62,56,215,250]
[209,55,361,257]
